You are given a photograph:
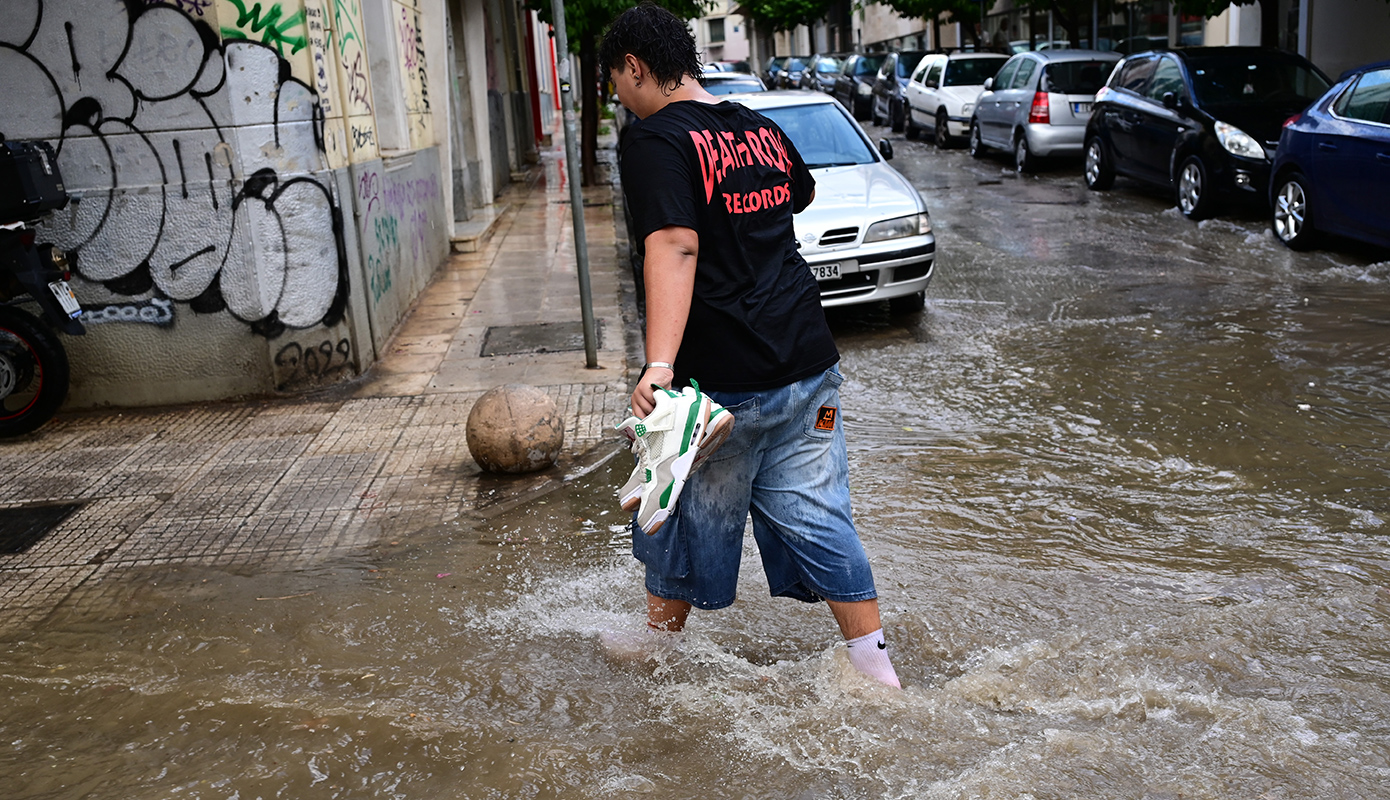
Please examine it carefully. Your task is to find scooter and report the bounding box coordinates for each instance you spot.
[0,136,84,437]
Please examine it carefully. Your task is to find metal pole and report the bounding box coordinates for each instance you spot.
[549,0,599,368]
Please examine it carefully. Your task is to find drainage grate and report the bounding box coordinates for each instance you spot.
[480,321,603,357]
[0,503,84,555]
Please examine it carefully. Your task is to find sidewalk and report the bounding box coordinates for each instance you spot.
[0,133,640,634]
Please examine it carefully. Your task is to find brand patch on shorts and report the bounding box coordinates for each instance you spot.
[815,405,838,432]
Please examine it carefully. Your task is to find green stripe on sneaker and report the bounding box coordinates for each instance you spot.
[659,479,674,508]
[679,394,702,455]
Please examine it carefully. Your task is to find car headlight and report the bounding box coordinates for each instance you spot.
[961,103,973,115]
[1214,121,1265,160]
[864,212,932,243]
[857,82,872,96]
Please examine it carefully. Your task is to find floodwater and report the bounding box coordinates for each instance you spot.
[4,143,1390,799]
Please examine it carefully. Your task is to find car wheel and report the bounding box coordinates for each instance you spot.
[935,111,953,149]
[891,100,905,133]
[889,291,926,315]
[905,109,920,140]
[1176,154,1215,221]
[1272,172,1318,250]
[1014,132,1036,174]
[871,98,883,126]
[968,120,987,159]
[1083,136,1115,190]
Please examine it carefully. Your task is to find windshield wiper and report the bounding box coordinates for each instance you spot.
[808,161,860,168]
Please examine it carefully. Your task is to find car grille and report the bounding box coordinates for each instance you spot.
[818,227,859,246]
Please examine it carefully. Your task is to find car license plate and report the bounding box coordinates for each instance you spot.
[810,262,841,281]
[1072,102,1092,115]
[48,280,82,318]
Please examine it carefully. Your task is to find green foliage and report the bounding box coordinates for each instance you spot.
[529,0,713,53]
[741,0,836,32]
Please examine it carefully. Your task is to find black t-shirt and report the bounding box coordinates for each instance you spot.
[620,99,839,392]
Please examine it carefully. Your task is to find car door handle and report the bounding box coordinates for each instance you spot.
[1317,142,1337,152]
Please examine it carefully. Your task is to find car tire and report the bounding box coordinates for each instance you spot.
[969,120,987,159]
[889,291,926,315]
[905,109,920,140]
[1083,136,1115,190]
[891,100,905,133]
[871,98,883,127]
[1014,131,1037,174]
[1176,155,1216,221]
[935,111,953,149]
[1272,172,1318,250]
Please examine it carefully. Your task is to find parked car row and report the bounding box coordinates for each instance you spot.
[873,44,1387,255]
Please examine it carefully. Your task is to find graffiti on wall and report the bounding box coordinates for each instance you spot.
[356,164,440,305]
[0,0,350,338]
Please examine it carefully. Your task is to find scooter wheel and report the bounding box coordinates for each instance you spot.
[0,306,70,437]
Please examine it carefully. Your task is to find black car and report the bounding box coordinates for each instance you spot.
[776,56,812,89]
[870,50,928,132]
[1083,47,1332,220]
[834,53,886,120]
[799,54,845,93]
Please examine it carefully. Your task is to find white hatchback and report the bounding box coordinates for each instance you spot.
[904,52,1009,147]
[725,91,936,313]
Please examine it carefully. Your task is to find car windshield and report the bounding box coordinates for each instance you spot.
[816,58,842,74]
[855,55,885,76]
[755,103,876,168]
[944,58,1007,86]
[1043,60,1115,94]
[703,77,763,95]
[896,53,928,78]
[785,58,806,72]
[1187,53,1330,107]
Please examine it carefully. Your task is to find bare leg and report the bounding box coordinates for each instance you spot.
[826,597,883,639]
[648,591,692,632]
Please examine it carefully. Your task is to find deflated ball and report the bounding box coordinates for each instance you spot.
[465,384,563,474]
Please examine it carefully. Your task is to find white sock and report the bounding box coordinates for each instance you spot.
[846,628,901,688]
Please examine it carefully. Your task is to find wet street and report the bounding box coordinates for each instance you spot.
[4,124,1390,799]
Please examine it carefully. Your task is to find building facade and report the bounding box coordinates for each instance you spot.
[0,0,555,408]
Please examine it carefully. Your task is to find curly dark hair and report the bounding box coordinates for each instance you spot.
[597,2,701,93]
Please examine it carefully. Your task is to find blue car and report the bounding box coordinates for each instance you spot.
[1270,60,1390,251]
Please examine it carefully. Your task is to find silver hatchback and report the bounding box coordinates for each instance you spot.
[969,50,1120,172]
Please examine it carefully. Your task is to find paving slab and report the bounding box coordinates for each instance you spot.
[0,133,640,635]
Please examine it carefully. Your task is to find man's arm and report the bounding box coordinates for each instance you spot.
[631,225,699,417]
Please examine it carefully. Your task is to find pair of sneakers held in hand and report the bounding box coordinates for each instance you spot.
[616,379,734,535]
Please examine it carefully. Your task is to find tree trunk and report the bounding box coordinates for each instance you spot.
[1260,0,1279,48]
[580,35,598,187]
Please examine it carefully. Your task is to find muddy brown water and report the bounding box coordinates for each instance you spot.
[3,144,1389,798]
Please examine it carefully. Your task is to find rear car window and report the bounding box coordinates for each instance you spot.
[1143,58,1184,101]
[1113,57,1157,93]
[1045,60,1115,94]
[944,58,1007,87]
[1011,59,1038,90]
[1187,53,1330,106]
[1335,68,1390,124]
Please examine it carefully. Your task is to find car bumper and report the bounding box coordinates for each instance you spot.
[1214,155,1271,198]
[947,116,971,136]
[1024,123,1086,157]
[804,237,936,308]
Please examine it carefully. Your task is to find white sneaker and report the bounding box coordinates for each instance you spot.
[614,380,732,534]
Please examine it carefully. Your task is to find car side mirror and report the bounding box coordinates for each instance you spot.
[983,77,993,91]
[1162,91,1178,110]
[879,138,894,160]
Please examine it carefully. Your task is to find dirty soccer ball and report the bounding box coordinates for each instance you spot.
[465,384,564,474]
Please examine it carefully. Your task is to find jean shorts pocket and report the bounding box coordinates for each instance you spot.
[707,396,758,464]
[632,513,690,578]
[805,367,844,440]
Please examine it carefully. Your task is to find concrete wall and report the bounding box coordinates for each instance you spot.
[0,0,451,406]
[1307,0,1390,80]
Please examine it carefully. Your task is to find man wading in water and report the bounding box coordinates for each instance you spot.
[600,2,900,688]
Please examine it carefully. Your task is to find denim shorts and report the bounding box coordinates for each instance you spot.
[632,364,878,610]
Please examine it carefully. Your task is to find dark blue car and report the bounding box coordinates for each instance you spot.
[1270,60,1390,251]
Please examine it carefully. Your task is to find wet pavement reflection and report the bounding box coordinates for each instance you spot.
[4,128,1390,799]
